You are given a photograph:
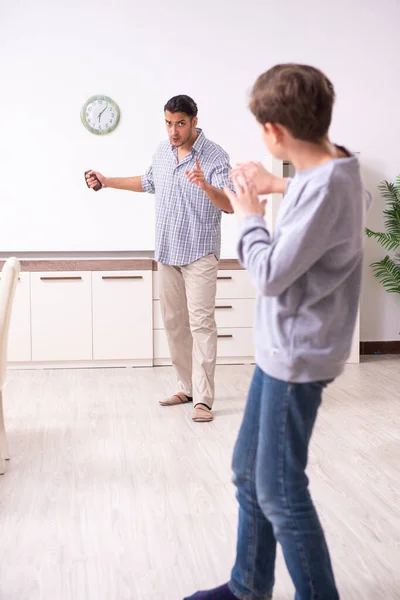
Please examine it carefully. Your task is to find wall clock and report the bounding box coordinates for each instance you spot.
[81,95,120,135]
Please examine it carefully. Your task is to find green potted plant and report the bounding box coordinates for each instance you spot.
[365,176,400,294]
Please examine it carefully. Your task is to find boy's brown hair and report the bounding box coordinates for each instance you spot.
[249,64,335,143]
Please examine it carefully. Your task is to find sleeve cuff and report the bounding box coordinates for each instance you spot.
[141,175,154,194]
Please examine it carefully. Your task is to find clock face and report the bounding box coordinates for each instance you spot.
[81,95,120,135]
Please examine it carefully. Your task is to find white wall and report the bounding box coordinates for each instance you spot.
[1,0,399,340]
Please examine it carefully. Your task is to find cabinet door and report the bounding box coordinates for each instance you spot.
[31,272,92,361]
[1,273,31,362]
[92,271,152,360]
[348,310,360,363]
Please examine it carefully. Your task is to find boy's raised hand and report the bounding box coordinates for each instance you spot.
[231,161,285,195]
[224,171,267,221]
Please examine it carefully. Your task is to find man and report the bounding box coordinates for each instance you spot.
[86,95,233,422]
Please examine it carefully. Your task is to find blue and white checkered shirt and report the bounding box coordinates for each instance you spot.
[141,129,233,266]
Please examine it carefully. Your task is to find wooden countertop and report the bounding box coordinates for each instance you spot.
[0,258,243,271]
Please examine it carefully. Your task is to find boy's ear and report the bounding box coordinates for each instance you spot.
[265,122,284,143]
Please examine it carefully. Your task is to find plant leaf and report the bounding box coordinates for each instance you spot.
[370,255,400,294]
[365,229,400,251]
[383,204,400,237]
[379,180,400,206]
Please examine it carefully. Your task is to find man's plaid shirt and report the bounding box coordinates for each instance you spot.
[141,129,233,266]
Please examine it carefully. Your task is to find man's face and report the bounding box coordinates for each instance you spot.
[165,111,197,147]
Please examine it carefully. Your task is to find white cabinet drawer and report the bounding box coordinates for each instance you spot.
[31,272,92,361]
[92,271,153,360]
[153,269,255,300]
[216,271,255,299]
[153,298,255,330]
[153,327,254,360]
[216,328,254,358]
[215,299,255,328]
[1,273,31,362]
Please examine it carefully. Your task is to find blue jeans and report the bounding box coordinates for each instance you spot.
[229,366,339,600]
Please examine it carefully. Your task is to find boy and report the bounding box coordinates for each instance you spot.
[184,64,370,599]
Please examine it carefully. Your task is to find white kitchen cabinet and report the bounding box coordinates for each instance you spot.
[152,270,255,300]
[30,272,92,361]
[216,271,255,299]
[216,328,255,361]
[153,329,170,363]
[153,268,256,365]
[214,300,255,328]
[153,327,254,365]
[4,259,360,368]
[92,271,152,361]
[153,298,255,330]
[348,310,360,363]
[2,273,31,362]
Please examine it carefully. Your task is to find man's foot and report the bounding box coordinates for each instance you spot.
[192,403,213,422]
[184,583,238,599]
[159,392,192,406]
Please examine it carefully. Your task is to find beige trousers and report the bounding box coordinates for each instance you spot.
[158,254,218,409]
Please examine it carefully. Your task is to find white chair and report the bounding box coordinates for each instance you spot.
[0,257,20,474]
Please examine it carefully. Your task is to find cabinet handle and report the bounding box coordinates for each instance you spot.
[40,276,83,281]
[215,305,233,309]
[217,276,232,280]
[101,276,143,280]
[218,334,233,339]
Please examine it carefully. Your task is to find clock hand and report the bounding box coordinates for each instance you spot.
[98,103,109,122]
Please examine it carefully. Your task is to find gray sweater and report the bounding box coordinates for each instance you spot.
[238,155,371,383]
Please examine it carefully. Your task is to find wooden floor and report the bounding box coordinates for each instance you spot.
[0,357,399,600]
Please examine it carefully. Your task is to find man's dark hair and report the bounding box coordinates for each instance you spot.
[164,95,198,118]
[250,64,335,142]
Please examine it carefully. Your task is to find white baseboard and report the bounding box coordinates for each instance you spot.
[153,356,255,367]
[8,359,154,370]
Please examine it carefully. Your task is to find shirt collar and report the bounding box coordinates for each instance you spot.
[191,128,206,154]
